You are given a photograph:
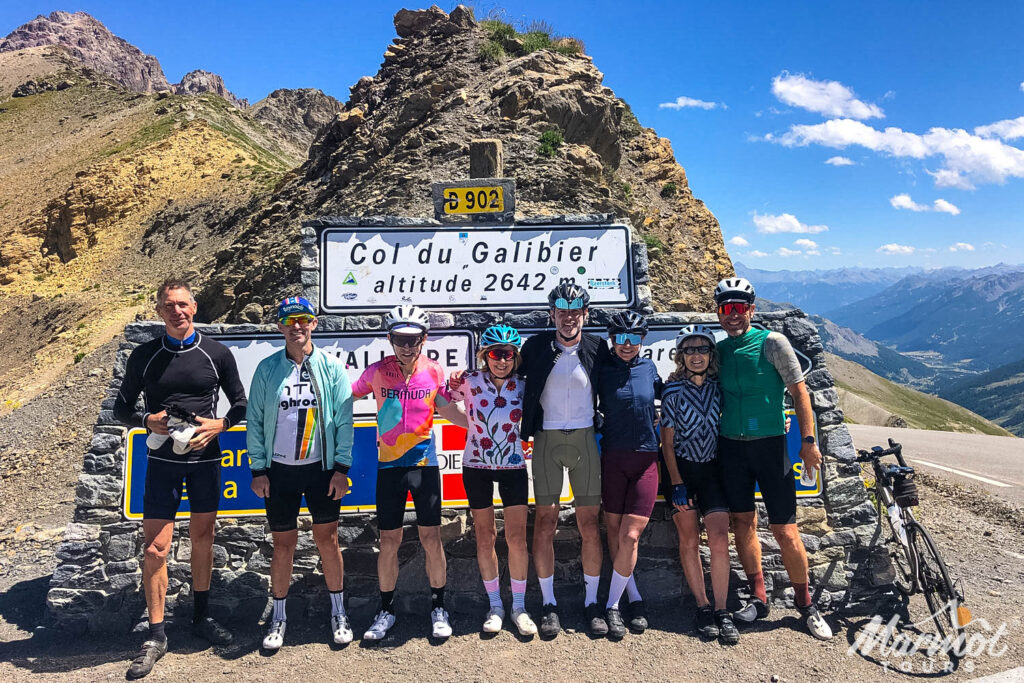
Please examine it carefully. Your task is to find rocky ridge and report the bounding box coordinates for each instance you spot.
[198,5,732,321]
[173,69,247,108]
[250,88,344,160]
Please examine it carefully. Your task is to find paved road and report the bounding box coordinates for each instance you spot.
[846,424,1024,506]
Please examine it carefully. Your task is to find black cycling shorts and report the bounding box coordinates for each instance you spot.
[144,458,221,520]
[717,435,796,525]
[265,462,341,532]
[375,465,441,531]
[462,466,529,510]
[677,459,730,517]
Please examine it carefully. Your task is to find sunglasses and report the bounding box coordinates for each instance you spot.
[682,345,712,356]
[554,297,585,310]
[718,302,751,316]
[486,348,516,361]
[390,334,423,348]
[613,333,643,346]
[281,315,316,327]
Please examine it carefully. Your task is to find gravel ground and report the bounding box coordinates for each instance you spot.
[1,415,1022,680]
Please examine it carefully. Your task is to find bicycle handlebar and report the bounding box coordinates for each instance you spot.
[856,438,904,462]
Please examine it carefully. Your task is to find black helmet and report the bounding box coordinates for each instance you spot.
[548,281,590,309]
[607,310,648,336]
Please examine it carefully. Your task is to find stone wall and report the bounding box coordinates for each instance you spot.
[46,221,890,632]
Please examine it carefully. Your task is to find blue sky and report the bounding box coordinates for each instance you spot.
[3,1,1022,271]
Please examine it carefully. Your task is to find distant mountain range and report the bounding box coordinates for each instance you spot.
[939,359,1024,436]
[736,262,921,311]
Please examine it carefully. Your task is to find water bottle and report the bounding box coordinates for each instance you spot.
[799,464,816,487]
[887,503,908,547]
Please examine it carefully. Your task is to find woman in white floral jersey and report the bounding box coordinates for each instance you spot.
[449,325,536,637]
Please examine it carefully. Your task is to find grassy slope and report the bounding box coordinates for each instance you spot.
[827,353,1013,437]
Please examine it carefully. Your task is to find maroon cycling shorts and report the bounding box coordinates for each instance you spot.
[601,449,660,517]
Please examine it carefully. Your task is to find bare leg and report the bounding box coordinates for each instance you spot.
[672,510,709,607]
[471,507,498,581]
[419,525,447,589]
[503,506,529,581]
[188,511,217,591]
[532,505,559,579]
[269,530,298,598]
[313,523,344,591]
[730,511,761,575]
[772,523,809,583]
[378,529,402,592]
[704,512,731,611]
[142,519,174,624]
[575,505,603,577]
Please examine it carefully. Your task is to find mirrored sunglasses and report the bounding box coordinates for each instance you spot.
[390,334,424,348]
[718,302,751,316]
[486,348,516,361]
[282,315,316,327]
[613,332,643,346]
[554,297,585,310]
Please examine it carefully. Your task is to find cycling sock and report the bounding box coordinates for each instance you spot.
[625,574,642,603]
[793,582,812,609]
[511,578,527,611]
[149,620,166,643]
[584,573,599,607]
[192,590,209,624]
[483,577,501,609]
[380,589,395,615]
[539,575,556,606]
[330,590,345,617]
[272,596,287,622]
[431,585,446,610]
[606,570,629,610]
[747,571,767,604]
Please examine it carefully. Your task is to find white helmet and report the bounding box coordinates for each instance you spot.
[714,277,755,305]
[385,305,430,334]
[676,324,717,349]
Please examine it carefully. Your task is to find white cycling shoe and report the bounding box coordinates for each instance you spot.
[331,614,353,644]
[799,605,833,641]
[431,607,453,638]
[363,610,396,641]
[262,619,286,650]
[511,608,538,636]
[482,606,504,633]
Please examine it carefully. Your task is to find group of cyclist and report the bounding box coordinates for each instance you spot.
[116,275,832,679]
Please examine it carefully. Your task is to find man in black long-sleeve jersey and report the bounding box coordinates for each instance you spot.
[113,278,247,679]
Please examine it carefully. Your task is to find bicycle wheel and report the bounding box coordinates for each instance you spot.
[881,499,915,595]
[909,521,966,643]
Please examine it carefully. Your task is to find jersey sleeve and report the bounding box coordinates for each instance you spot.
[764,332,804,386]
[330,364,354,474]
[350,365,375,398]
[659,392,678,430]
[434,367,452,407]
[112,345,148,427]
[217,345,248,427]
[245,361,270,476]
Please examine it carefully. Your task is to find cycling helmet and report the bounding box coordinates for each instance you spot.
[480,324,522,349]
[607,310,649,336]
[675,324,717,349]
[714,277,755,304]
[547,281,591,309]
[385,304,430,334]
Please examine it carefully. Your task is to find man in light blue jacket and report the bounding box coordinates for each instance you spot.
[246,296,354,650]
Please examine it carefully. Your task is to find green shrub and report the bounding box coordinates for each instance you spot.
[537,128,563,157]
[619,181,632,198]
[660,182,678,199]
[74,351,86,364]
[553,36,585,55]
[479,40,506,63]
[481,19,516,43]
[33,273,45,282]
[620,103,642,138]
[521,31,551,53]
[642,234,665,253]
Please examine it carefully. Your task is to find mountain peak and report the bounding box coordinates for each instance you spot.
[174,69,247,108]
[0,10,171,93]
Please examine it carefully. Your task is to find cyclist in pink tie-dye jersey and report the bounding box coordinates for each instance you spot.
[351,305,464,642]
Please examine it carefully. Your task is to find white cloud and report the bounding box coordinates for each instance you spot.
[727,236,750,247]
[825,156,855,166]
[659,96,725,110]
[770,72,884,120]
[1020,81,1024,92]
[746,250,770,258]
[794,238,818,249]
[877,243,915,255]
[890,193,928,211]
[777,247,802,257]
[975,116,1024,141]
[890,193,960,215]
[949,242,975,252]
[828,246,842,255]
[752,212,829,234]
[767,118,1024,190]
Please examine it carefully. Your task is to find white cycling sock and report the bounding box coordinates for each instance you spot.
[625,574,642,603]
[539,575,556,606]
[330,590,345,617]
[607,570,629,610]
[584,573,600,607]
[272,596,287,622]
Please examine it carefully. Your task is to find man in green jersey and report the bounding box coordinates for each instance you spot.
[714,277,832,641]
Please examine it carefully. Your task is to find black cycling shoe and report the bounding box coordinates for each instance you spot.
[585,603,609,636]
[626,600,648,632]
[732,598,771,625]
[715,609,740,645]
[605,608,627,639]
[695,604,719,639]
[192,616,234,646]
[539,604,561,638]
[126,638,167,679]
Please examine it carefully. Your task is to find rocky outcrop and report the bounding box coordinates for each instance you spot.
[173,69,247,108]
[250,88,344,157]
[0,11,170,93]
[198,5,733,320]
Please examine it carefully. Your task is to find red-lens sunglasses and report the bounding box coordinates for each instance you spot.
[718,302,751,316]
[486,348,516,361]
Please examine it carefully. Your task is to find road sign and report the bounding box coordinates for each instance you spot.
[318,224,634,313]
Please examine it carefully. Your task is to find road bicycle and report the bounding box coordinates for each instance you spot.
[857,439,971,643]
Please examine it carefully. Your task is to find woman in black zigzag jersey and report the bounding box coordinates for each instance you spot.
[659,325,739,644]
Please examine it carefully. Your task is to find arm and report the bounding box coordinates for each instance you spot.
[787,379,822,473]
[329,366,354,501]
[245,366,270,477]
[190,347,248,450]
[350,366,374,399]
[112,347,161,431]
[438,401,468,428]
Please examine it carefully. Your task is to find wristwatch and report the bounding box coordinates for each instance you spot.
[803,435,816,445]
